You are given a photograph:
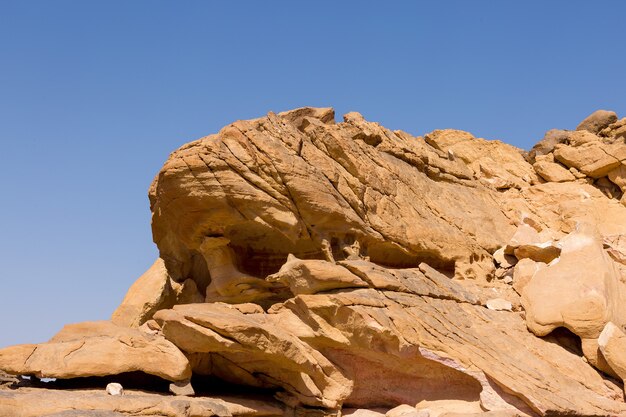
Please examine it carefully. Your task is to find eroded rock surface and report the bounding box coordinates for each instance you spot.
[3,107,626,416]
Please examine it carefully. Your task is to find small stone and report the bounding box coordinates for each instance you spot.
[576,110,618,134]
[105,382,124,396]
[169,379,195,396]
[486,298,513,311]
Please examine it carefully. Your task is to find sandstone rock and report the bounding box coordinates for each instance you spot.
[554,142,621,178]
[608,163,626,191]
[528,129,569,162]
[567,130,602,147]
[0,321,191,382]
[111,258,175,328]
[576,110,618,134]
[504,222,560,263]
[150,109,515,290]
[153,283,625,415]
[532,160,575,182]
[512,259,545,296]
[342,409,386,417]
[169,379,195,396]
[486,298,512,311]
[0,387,283,417]
[492,247,516,269]
[105,383,123,396]
[603,118,626,140]
[521,223,626,343]
[425,129,537,189]
[0,370,17,386]
[415,399,483,417]
[598,322,626,390]
[386,404,428,417]
[266,254,369,295]
[6,107,626,417]
[513,241,560,264]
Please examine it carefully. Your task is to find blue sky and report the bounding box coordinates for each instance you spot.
[1,1,625,347]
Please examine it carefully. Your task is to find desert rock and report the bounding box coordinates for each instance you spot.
[3,107,626,417]
[0,321,191,381]
[576,110,618,134]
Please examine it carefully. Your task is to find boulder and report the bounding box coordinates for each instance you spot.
[576,110,618,134]
[528,129,569,162]
[521,223,626,341]
[532,160,575,182]
[598,322,626,390]
[554,142,621,178]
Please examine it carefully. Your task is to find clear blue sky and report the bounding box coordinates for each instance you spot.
[1,1,625,347]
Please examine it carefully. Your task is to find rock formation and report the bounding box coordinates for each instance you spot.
[3,107,626,416]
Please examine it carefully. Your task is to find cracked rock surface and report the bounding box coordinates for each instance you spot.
[3,108,626,416]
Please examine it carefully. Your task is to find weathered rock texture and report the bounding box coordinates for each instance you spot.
[3,107,626,417]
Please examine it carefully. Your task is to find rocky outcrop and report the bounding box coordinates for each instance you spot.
[3,108,626,417]
[0,321,191,381]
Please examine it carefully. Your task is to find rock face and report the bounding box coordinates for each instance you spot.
[3,107,626,416]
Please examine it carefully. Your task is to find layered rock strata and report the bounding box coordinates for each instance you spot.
[3,108,626,417]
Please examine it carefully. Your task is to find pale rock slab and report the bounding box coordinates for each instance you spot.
[486,298,512,311]
[532,160,575,182]
[0,321,191,382]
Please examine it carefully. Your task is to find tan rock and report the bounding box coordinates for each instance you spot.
[343,409,387,417]
[111,258,175,328]
[0,387,284,417]
[598,322,626,389]
[608,163,626,191]
[169,379,195,396]
[0,321,191,382]
[532,160,575,182]
[576,109,618,134]
[425,129,536,189]
[502,181,626,238]
[150,110,516,290]
[386,404,429,417]
[415,399,482,417]
[152,278,624,415]
[492,247,517,269]
[512,259,545,295]
[567,130,603,146]
[553,142,620,178]
[512,241,560,264]
[8,107,626,417]
[486,298,512,311]
[521,223,626,341]
[528,129,569,162]
[153,303,352,409]
[266,254,369,295]
[504,222,559,263]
